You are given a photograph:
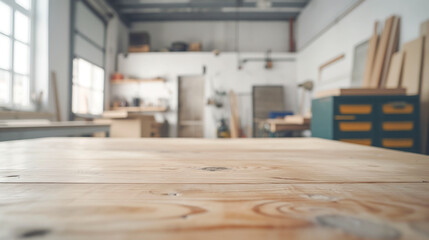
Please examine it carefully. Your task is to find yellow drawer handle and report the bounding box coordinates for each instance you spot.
[383,103,414,114]
[339,105,372,114]
[382,139,414,148]
[382,122,414,131]
[340,139,372,146]
[339,122,372,131]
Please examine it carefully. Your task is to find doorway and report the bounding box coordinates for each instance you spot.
[178,75,205,137]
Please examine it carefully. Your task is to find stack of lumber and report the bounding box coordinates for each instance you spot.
[363,15,401,89]
[317,16,405,99]
[363,15,426,97]
[365,17,429,154]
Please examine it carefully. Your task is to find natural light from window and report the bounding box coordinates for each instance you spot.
[0,0,32,108]
[72,58,104,115]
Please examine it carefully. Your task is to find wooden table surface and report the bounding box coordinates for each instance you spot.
[0,138,428,240]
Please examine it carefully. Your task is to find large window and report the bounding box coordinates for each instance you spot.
[72,58,104,115]
[71,0,106,116]
[0,0,33,108]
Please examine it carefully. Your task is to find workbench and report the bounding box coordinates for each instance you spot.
[0,138,428,239]
[0,121,110,141]
[262,119,310,137]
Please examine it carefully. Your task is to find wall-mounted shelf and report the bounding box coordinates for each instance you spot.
[111,106,168,112]
[111,78,165,84]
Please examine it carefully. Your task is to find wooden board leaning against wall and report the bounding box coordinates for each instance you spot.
[369,16,394,88]
[360,16,428,154]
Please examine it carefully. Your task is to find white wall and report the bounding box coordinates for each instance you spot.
[296,0,429,113]
[131,21,290,52]
[296,0,360,50]
[48,0,71,120]
[105,18,129,109]
[117,52,297,138]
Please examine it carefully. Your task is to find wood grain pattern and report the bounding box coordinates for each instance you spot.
[0,183,428,240]
[0,138,428,239]
[370,16,395,88]
[0,138,428,184]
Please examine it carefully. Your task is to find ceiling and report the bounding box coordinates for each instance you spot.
[106,0,310,23]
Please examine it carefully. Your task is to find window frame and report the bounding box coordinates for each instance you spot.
[0,0,35,110]
[69,0,107,120]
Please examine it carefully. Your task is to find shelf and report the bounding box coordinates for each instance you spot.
[111,106,168,113]
[111,78,165,84]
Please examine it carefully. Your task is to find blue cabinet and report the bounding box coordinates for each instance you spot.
[312,95,420,153]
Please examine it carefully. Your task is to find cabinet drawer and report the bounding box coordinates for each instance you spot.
[382,121,414,131]
[382,102,414,114]
[339,122,372,132]
[339,104,372,114]
[382,138,414,148]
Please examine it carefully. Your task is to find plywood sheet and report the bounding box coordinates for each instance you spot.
[385,51,404,88]
[370,16,395,88]
[401,37,424,95]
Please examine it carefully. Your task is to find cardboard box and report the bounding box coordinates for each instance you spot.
[188,42,202,52]
[128,45,150,53]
